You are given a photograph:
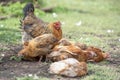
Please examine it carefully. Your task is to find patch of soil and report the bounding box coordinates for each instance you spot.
[107,49,120,67]
[0,44,120,80]
[0,45,84,80]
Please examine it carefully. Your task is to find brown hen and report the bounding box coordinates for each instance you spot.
[21,3,62,45]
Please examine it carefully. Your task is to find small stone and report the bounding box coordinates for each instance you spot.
[75,21,82,26]
[52,13,58,18]
[28,74,33,77]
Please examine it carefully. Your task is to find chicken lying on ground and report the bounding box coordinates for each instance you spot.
[48,39,109,62]
[21,3,62,45]
[85,46,109,62]
[49,58,87,77]
[18,21,62,61]
[48,39,89,62]
[48,45,88,62]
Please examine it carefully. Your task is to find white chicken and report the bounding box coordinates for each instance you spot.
[49,58,87,77]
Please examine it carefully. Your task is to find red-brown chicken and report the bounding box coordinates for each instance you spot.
[48,40,109,62]
[49,44,88,62]
[85,46,109,62]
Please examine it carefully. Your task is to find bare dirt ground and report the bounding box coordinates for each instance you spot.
[0,44,84,80]
[0,43,120,80]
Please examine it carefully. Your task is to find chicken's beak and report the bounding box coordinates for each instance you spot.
[18,53,24,58]
[103,53,110,59]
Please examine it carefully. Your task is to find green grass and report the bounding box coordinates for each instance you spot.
[16,76,49,80]
[0,0,120,80]
[84,63,120,80]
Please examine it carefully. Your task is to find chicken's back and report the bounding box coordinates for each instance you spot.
[30,34,59,49]
[21,3,49,38]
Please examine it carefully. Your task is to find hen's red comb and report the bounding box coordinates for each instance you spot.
[54,21,61,25]
[53,21,61,30]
